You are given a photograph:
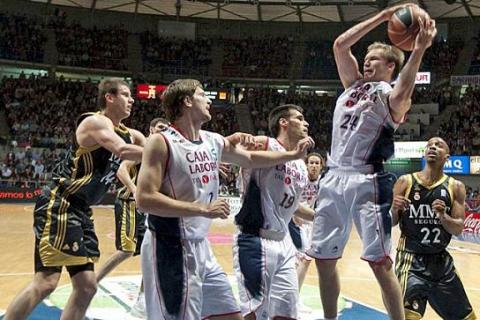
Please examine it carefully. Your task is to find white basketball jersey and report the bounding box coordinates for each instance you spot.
[329,80,399,168]
[300,175,321,209]
[151,126,224,240]
[243,138,308,234]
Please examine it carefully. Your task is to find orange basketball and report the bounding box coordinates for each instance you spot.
[388,5,429,51]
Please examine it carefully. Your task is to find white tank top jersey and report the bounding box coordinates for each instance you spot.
[243,138,308,234]
[151,126,224,240]
[300,175,321,209]
[329,80,400,169]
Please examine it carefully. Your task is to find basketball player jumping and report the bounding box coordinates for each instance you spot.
[392,137,476,320]
[306,3,437,320]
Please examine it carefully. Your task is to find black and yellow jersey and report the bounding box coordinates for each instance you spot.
[116,164,140,200]
[397,173,455,254]
[51,112,132,206]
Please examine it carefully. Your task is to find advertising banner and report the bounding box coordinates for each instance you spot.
[463,212,480,234]
[450,75,480,86]
[470,156,480,174]
[0,187,42,203]
[394,141,427,159]
[421,155,470,175]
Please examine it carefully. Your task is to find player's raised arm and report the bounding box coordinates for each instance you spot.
[389,15,437,123]
[334,5,403,89]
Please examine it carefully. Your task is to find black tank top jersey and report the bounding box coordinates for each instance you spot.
[51,112,132,206]
[116,164,140,200]
[398,173,455,254]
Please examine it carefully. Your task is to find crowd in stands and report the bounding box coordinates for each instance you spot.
[411,84,456,110]
[466,186,480,212]
[242,87,334,152]
[469,29,480,75]
[302,40,371,80]
[0,146,64,188]
[0,11,469,83]
[55,23,129,70]
[437,85,480,155]
[421,38,463,80]
[0,13,46,62]
[0,74,238,189]
[1,10,480,194]
[303,40,336,79]
[222,36,294,78]
[140,32,213,76]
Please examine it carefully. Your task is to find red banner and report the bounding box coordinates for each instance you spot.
[0,187,42,203]
[136,84,167,100]
[464,212,480,234]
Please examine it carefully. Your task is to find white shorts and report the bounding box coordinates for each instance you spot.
[141,230,240,320]
[289,219,313,261]
[233,232,298,319]
[307,167,396,263]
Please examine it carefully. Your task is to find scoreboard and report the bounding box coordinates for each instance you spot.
[136,84,230,105]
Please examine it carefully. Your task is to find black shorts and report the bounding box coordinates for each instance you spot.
[114,197,146,255]
[33,187,99,272]
[395,250,476,320]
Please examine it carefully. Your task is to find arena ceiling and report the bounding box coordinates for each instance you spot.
[30,0,480,23]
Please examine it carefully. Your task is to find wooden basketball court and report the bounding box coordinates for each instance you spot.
[1,203,479,319]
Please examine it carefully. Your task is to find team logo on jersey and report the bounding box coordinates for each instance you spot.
[441,189,447,198]
[202,175,210,184]
[72,242,79,252]
[412,300,419,310]
[414,192,421,201]
[285,176,291,185]
[186,150,217,174]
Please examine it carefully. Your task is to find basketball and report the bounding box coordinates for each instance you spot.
[388,5,429,51]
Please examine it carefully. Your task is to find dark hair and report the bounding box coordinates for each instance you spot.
[162,79,202,122]
[150,117,170,128]
[97,77,129,109]
[268,104,303,137]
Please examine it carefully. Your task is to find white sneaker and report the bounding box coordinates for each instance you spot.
[128,293,146,319]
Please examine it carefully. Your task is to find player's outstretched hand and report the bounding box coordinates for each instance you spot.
[293,136,315,158]
[415,15,437,51]
[203,199,230,219]
[392,195,411,215]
